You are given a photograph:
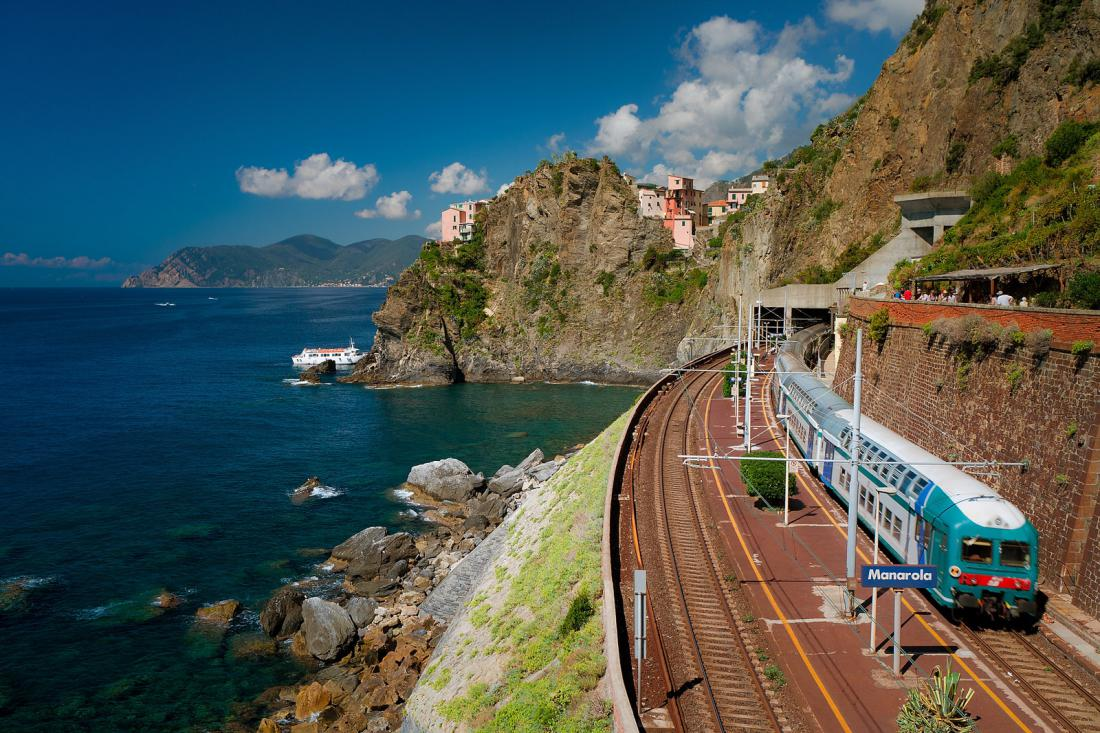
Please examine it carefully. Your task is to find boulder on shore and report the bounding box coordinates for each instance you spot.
[260,587,305,638]
[516,448,544,472]
[196,599,240,624]
[405,458,483,502]
[301,597,356,661]
[487,466,524,498]
[345,597,378,627]
[330,526,387,563]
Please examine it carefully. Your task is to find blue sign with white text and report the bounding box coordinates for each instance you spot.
[861,564,937,589]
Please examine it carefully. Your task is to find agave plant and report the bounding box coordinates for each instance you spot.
[897,662,976,733]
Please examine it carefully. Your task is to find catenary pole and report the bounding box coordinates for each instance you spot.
[846,328,863,615]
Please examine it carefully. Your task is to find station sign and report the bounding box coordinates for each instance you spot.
[860,564,937,589]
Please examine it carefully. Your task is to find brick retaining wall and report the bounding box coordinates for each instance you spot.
[837,297,1100,617]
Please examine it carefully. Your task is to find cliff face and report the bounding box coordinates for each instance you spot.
[718,0,1100,295]
[346,157,716,386]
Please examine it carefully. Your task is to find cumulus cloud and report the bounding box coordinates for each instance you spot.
[424,221,442,239]
[826,0,923,35]
[2,252,114,269]
[354,190,421,220]
[236,153,379,200]
[589,16,855,184]
[495,182,513,197]
[428,162,489,195]
[546,132,566,153]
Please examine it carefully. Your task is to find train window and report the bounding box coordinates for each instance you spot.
[1000,541,1030,569]
[962,537,993,564]
[891,515,903,541]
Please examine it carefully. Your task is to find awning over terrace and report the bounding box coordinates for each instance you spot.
[912,264,1060,282]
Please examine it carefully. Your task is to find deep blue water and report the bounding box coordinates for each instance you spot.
[0,288,639,731]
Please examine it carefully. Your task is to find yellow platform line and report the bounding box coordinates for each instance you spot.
[754,368,1032,733]
[702,377,853,733]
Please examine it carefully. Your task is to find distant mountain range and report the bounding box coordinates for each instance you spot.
[122,234,427,288]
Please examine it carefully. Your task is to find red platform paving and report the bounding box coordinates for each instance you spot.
[691,353,1058,732]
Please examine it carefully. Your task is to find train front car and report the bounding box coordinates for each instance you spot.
[917,485,1040,621]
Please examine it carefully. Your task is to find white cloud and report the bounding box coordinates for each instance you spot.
[2,252,113,269]
[424,221,442,239]
[496,182,513,197]
[236,153,379,200]
[825,0,923,35]
[546,132,566,153]
[428,162,489,195]
[354,190,421,220]
[589,16,855,184]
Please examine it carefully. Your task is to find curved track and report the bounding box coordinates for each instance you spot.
[957,625,1100,733]
[629,359,782,733]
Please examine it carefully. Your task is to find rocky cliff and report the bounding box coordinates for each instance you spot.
[345,156,719,386]
[714,0,1100,298]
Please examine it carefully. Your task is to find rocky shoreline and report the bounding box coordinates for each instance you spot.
[242,447,575,732]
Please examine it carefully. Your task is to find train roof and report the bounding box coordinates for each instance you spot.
[776,329,1028,532]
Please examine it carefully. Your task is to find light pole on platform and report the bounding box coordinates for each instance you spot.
[869,484,898,653]
[845,328,864,616]
[776,413,792,526]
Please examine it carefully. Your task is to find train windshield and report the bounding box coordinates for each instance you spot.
[961,537,993,564]
[1000,540,1031,569]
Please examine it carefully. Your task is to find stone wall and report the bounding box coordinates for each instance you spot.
[836,297,1100,617]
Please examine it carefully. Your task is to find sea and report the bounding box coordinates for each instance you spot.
[0,287,640,732]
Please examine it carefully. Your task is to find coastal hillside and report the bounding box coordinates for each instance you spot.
[122,234,426,287]
[718,0,1100,293]
[344,156,718,386]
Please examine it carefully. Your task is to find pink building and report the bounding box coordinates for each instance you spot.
[440,200,486,243]
[634,174,705,249]
[727,186,752,210]
[669,215,695,248]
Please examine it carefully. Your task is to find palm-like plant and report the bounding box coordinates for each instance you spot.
[897,662,976,733]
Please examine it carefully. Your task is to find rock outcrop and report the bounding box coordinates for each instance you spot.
[297,360,336,384]
[404,458,483,503]
[259,587,304,638]
[340,156,716,386]
[195,599,240,624]
[300,598,356,662]
[711,0,1100,297]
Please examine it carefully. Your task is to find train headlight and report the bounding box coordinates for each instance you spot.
[949,565,961,578]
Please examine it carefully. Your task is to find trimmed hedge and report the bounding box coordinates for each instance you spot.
[740,450,795,504]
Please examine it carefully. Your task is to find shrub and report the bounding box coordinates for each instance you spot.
[992,135,1019,158]
[946,141,966,174]
[905,3,945,51]
[722,360,748,398]
[1028,328,1053,358]
[868,308,891,343]
[559,590,594,636]
[1005,364,1025,393]
[595,270,615,296]
[739,450,793,504]
[922,322,935,337]
[1066,421,1078,439]
[1071,340,1094,363]
[1033,291,1062,308]
[764,664,787,688]
[897,663,975,733]
[811,198,841,225]
[550,169,564,196]
[999,323,1023,350]
[1044,120,1100,167]
[1064,56,1100,87]
[1066,271,1100,309]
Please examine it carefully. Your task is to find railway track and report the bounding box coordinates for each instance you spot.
[631,361,782,733]
[957,624,1100,732]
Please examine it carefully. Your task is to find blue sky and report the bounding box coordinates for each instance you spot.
[0,0,921,284]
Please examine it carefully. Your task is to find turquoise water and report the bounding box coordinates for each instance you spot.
[0,288,639,731]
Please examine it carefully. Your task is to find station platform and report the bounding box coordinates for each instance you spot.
[692,355,1061,732]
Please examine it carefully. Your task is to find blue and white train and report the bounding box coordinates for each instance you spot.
[767,325,1039,619]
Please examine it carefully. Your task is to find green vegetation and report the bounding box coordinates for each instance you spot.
[797,231,887,284]
[1064,56,1100,87]
[894,122,1100,298]
[641,245,684,271]
[890,116,901,132]
[1005,364,1025,393]
[1066,421,1079,439]
[992,135,1019,159]
[1056,473,1070,485]
[969,0,1082,89]
[415,227,492,341]
[945,141,967,174]
[763,665,787,689]
[643,268,709,306]
[551,169,564,197]
[904,2,945,51]
[594,270,615,296]
[437,416,627,732]
[910,172,944,192]
[1072,339,1095,356]
[739,450,795,504]
[811,198,841,225]
[897,663,976,733]
[722,358,748,398]
[868,308,891,343]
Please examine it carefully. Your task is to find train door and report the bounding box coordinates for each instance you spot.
[821,442,836,488]
[811,431,823,476]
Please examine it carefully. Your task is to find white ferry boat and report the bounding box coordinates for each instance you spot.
[291,338,362,368]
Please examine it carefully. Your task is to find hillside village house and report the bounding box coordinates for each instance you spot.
[750,174,772,195]
[635,174,706,249]
[706,199,729,225]
[727,186,752,211]
[440,200,486,243]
